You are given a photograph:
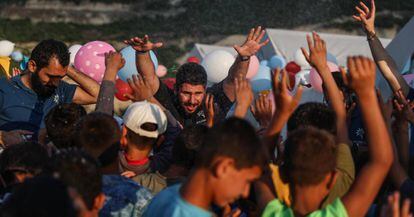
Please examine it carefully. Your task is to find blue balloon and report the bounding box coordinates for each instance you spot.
[327,53,338,65]
[260,60,269,66]
[251,65,272,93]
[269,55,286,70]
[19,56,29,71]
[118,46,158,81]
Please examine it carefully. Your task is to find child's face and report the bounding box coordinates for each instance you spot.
[212,164,262,207]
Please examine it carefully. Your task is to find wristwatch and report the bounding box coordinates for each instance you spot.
[240,56,250,61]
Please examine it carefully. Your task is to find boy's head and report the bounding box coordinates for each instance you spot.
[0,142,48,187]
[287,102,336,135]
[45,103,87,149]
[173,124,208,169]
[175,63,208,114]
[1,176,76,217]
[72,112,121,166]
[283,127,338,195]
[121,101,167,149]
[196,118,269,207]
[28,39,70,98]
[45,149,105,216]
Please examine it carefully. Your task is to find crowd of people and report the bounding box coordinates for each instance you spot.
[0,0,413,216]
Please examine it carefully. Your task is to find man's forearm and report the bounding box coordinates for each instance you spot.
[95,80,115,115]
[135,51,159,94]
[369,36,409,95]
[228,56,250,81]
[67,68,100,99]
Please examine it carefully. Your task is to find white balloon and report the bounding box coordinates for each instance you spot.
[295,70,311,86]
[11,51,23,62]
[0,40,15,57]
[201,50,235,83]
[294,49,310,69]
[69,44,82,65]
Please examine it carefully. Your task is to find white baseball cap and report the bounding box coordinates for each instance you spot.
[122,101,167,138]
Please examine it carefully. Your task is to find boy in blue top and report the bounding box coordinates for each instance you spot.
[143,117,269,217]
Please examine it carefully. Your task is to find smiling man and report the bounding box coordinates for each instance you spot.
[124,26,269,127]
[0,39,100,146]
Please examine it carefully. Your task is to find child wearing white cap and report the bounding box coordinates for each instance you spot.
[119,100,169,194]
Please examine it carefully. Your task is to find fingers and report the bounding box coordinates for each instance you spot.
[124,93,134,101]
[306,34,314,52]
[353,15,362,22]
[15,130,33,135]
[256,28,266,43]
[294,85,303,103]
[301,47,311,64]
[247,28,255,41]
[402,199,411,217]
[339,67,349,86]
[355,6,367,17]
[347,57,356,76]
[272,68,281,94]
[371,0,376,13]
[280,69,288,93]
[394,99,403,112]
[260,38,270,47]
[392,192,400,217]
[359,1,370,15]
[253,26,262,41]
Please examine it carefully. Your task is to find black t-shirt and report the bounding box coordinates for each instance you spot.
[154,80,233,127]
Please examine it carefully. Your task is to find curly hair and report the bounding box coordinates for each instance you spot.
[175,62,207,90]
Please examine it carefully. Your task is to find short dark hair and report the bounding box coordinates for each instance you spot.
[45,103,87,149]
[1,176,76,217]
[72,112,121,159]
[173,125,209,169]
[175,63,207,90]
[287,102,336,134]
[44,149,102,210]
[283,127,337,186]
[322,72,354,108]
[0,142,49,186]
[30,39,70,70]
[196,118,269,169]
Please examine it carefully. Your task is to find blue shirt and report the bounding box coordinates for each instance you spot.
[101,175,153,217]
[0,75,76,133]
[143,184,212,217]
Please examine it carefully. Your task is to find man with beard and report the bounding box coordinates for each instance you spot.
[124,26,269,127]
[0,39,100,146]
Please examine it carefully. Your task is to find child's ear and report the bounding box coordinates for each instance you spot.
[326,170,338,190]
[93,193,106,211]
[211,158,235,179]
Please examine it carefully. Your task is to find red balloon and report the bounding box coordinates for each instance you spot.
[115,79,133,101]
[285,61,301,74]
[187,56,200,64]
[162,78,176,90]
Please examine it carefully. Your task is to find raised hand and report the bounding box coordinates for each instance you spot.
[234,77,254,118]
[301,32,327,70]
[380,192,412,217]
[125,74,153,102]
[353,0,376,35]
[124,35,163,52]
[272,68,303,115]
[342,56,376,96]
[234,26,270,58]
[394,90,414,123]
[105,51,125,71]
[204,94,215,128]
[251,94,274,128]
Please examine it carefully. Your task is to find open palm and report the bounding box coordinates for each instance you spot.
[234,26,270,57]
[124,35,163,52]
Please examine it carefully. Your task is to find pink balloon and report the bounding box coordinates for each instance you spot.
[156,65,168,77]
[74,41,115,83]
[309,62,340,93]
[247,55,259,79]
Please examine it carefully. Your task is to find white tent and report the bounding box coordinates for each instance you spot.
[262,28,392,67]
[376,17,414,99]
[189,43,237,60]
